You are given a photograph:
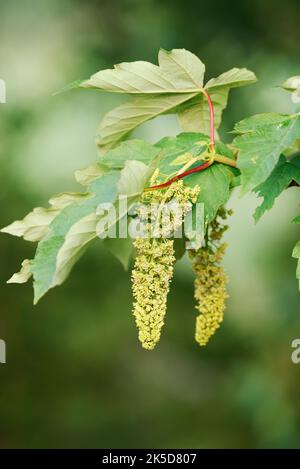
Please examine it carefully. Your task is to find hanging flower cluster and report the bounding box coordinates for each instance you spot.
[189,208,232,346]
[132,238,175,350]
[131,180,200,350]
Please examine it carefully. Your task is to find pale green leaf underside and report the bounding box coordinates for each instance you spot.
[1,192,90,242]
[254,155,300,221]
[177,67,256,136]
[34,160,149,303]
[31,171,120,303]
[74,163,105,186]
[82,48,205,93]
[178,87,229,136]
[77,48,256,151]
[234,113,300,194]
[96,93,197,151]
[7,259,32,284]
[205,67,257,89]
[117,160,150,196]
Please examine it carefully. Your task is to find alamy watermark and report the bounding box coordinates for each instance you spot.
[291,339,300,364]
[0,339,6,364]
[0,79,6,103]
[95,197,205,249]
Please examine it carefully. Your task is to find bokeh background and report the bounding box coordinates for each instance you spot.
[0,0,300,449]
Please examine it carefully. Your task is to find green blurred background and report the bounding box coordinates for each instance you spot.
[0,0,300,449]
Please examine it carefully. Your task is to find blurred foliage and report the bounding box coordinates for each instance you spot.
[0,0,300,449]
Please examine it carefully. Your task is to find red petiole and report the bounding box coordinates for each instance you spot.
[144,160,212,191]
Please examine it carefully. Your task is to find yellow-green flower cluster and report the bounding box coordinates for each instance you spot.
[191,244,228,346]
[132,237,175,350]
[190,208,231,346]
[131,180,200,350]
[141,180,200,238]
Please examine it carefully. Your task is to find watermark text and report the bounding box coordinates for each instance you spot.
[0,339,6,364]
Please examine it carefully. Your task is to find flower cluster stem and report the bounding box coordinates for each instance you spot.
[214,154,237,168]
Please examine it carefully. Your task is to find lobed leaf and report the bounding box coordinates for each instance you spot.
[254,155,300,221]
[31,171,120,303]
[32,160,151,304]
[234,113,300,194]
[82,48,205,94]
[1,192,90,242]
[178,68,257,136]
[75,48,256,151]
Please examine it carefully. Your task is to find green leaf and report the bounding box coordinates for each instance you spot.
[82,48,205,93]
[99,139,160,169]
[234,113,291,134]
[234,113,300,194]
[150,133,237,222]
[158,48,205,89]
[31,171,120,303]
[154,132,210,179]
[178,68,257,136]
[1,192,90,242]
[116,160,151,197]
[185,163,235,223]
[96,93,197,152]
[254,155,300,221]
[31,159,151,303]
[205,68,257,89]
[86,48,205,151]
[178,87,229,137]
[73,48,256,151]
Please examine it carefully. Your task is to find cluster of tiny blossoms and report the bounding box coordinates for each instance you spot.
[140,180,200,238]
[131,180,200,350]
[189,208,231,346]
[132,238,175,350]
